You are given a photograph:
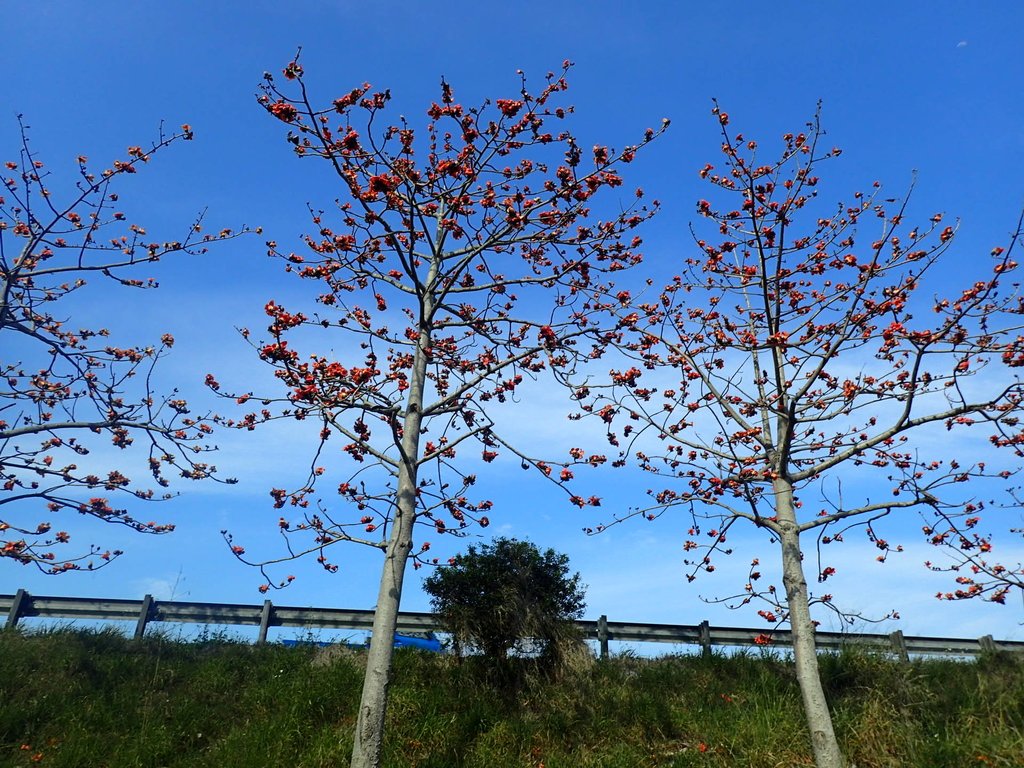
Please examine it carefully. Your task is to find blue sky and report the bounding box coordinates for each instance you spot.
[3,1,1023,645]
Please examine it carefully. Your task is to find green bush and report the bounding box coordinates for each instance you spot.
[422,537,586,665]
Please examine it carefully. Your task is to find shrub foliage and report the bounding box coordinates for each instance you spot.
[423,538,586,662]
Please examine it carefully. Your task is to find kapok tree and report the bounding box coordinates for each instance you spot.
[581,106,1024,768]
[1,119,244,572]
[214,59,663,768]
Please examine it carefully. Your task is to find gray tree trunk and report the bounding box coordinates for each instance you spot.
[348,487,416,768]
[349,312,430,768]
[773,477,846,768]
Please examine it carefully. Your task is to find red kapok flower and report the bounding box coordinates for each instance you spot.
[269,101,298,123]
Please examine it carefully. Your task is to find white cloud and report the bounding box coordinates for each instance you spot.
[134,572,190,601]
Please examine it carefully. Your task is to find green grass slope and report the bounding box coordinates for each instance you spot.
[1,628,1021,767]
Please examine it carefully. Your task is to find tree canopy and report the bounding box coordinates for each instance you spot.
[424,537,586,662]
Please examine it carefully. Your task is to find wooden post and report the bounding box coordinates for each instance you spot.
[133,594,154,641]
[698,620,712,658]
[257,599,273,645]
[889,630,909,663]
[597,614,609,660]
[5,589,28,630]
[979,635,997,654]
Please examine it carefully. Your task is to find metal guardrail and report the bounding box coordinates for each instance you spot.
[3,589,1022,661]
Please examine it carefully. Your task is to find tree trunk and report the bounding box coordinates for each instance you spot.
[349,317,430,768]
[774,478,846,768]
[348,491,416,768]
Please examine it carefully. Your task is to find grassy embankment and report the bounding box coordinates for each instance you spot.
[1,627,1022,767]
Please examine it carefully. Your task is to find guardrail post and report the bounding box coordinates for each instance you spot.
[133,594,154,641]
[5,588,28,630]
[979,635,997,654]
[698,620,712,658]
[597,614,609,660]
[257,599,273,645]
[889,630,909,663]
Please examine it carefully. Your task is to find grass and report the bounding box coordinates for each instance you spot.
[1,627,1022,767]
